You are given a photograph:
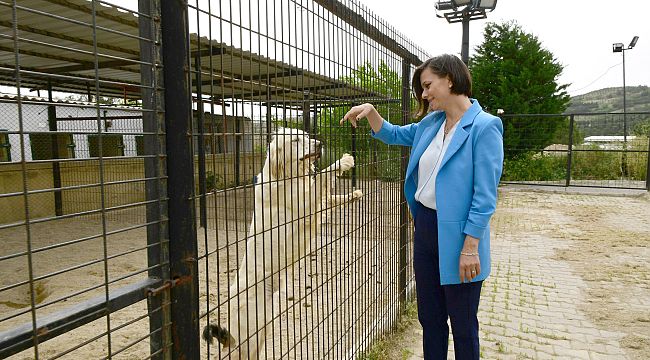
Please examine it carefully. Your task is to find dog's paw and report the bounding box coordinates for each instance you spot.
[352,189,363,200]
[338,153,355,172]
[202,324,235,347]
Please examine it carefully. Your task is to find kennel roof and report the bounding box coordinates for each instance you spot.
[0,0,391,105]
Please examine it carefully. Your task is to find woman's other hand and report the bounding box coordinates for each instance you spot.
[340,103,383,132]
[459,235,481,283]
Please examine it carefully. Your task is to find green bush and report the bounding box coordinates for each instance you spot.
[570,145,621,180]
[502,152,566,181]
[503,138,648,182]
[205,171,223,191]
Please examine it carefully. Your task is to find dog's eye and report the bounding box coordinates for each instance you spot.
[292,138,299,143]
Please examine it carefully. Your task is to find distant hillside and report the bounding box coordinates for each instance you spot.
[567,86,650,113]
[564,86,650,136]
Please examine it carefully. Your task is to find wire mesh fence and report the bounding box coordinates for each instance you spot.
[185,0,426,358]
[501,113,650,190]
[0,0,427,358]
[0,0,169,358]
[2,0,648,359]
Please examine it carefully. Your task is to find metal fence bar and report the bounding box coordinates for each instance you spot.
[8,1,40,358]
[399,58,410,306]
[0,277,161,359]
[138,0,170,359]
[312,0,422,66]
[46,80,63,216]
[566,114,574,187]
[195,55,208,230]
[647,137,650,191]
[159,1,200,359]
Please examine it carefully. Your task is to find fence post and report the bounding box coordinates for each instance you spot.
[646,136,650,191]
[47,81,62,216]
[160,0,200,358]
[350,125,357,190]
[139,0,171,358]
[195,55,208,228]
[266,85,272,143]
[565,115,574,187]
[302,91,311,134]
[399,59,410,305]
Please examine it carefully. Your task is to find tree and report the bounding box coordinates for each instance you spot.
[470,21,571,157]
[316,61,410,180]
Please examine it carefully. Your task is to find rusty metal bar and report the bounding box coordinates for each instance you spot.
[160,0,200,358]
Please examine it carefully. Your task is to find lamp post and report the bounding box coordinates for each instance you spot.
[612,35,639,178]
[435,0,497,64]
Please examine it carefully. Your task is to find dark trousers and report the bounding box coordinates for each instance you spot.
[414,205,483,360]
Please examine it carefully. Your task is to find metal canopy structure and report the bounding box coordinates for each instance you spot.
[0,0,387,104]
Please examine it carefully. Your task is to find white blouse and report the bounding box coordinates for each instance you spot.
[414,119,459,210]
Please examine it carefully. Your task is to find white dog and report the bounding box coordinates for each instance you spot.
[203,128,362,358]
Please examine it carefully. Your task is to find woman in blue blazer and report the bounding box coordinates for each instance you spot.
[341,54,503,359]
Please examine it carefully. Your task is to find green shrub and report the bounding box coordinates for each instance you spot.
[571,145,621,180]
[502,152,566,181]
[503,138,648,182]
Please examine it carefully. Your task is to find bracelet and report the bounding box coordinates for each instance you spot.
[460,252,478,256]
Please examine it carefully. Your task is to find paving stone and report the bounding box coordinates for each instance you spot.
[534,350,557,359]
[533,343,556,355]
[589,352,628,360]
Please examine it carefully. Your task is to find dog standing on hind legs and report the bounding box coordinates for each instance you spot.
[203,128,362,358]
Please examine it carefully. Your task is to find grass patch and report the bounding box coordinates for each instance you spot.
[358,300,419,360]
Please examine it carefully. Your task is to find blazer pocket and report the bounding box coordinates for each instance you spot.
[437,221,466,277]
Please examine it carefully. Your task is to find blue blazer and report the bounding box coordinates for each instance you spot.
[372,99,503,285]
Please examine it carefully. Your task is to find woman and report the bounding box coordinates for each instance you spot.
[340,54,503,359]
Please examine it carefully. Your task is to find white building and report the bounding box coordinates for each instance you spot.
[583,135,638,150]
[0,94,257,162]
[0,94,143,162]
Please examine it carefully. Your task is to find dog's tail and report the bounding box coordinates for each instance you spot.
[202,323,235,347]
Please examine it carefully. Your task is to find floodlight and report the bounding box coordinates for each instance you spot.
[449,0,497,10]
[435,0,497,64]
[474,0,497,10]
[451,0,472,6]
[611,36,639,178]
[612,43,624,53]
[435,1,454,11]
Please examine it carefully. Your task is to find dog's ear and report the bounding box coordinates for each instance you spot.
[268,137,284,179]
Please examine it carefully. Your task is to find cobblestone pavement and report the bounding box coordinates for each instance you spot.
[404,188,650,360]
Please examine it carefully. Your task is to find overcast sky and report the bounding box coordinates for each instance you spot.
[355,0,649,96]
[6,0,646,99]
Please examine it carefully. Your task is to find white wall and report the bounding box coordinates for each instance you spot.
[0,100,142,162]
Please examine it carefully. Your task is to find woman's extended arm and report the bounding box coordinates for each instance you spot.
[340,103,421,147]
[340,103,383,132]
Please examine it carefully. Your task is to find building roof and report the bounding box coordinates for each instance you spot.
[583,136,638,142]
[0,0,389,105]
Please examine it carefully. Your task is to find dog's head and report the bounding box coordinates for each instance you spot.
[266,127,321,179]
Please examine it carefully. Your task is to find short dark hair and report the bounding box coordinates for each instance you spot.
[412,54,472,117]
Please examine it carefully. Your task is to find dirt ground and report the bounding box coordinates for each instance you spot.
[2,185,649,359]
[1,179,409,359]
[544,190,650,360]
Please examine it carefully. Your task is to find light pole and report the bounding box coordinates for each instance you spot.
[612,35,639,178]
[435,0,497,64]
